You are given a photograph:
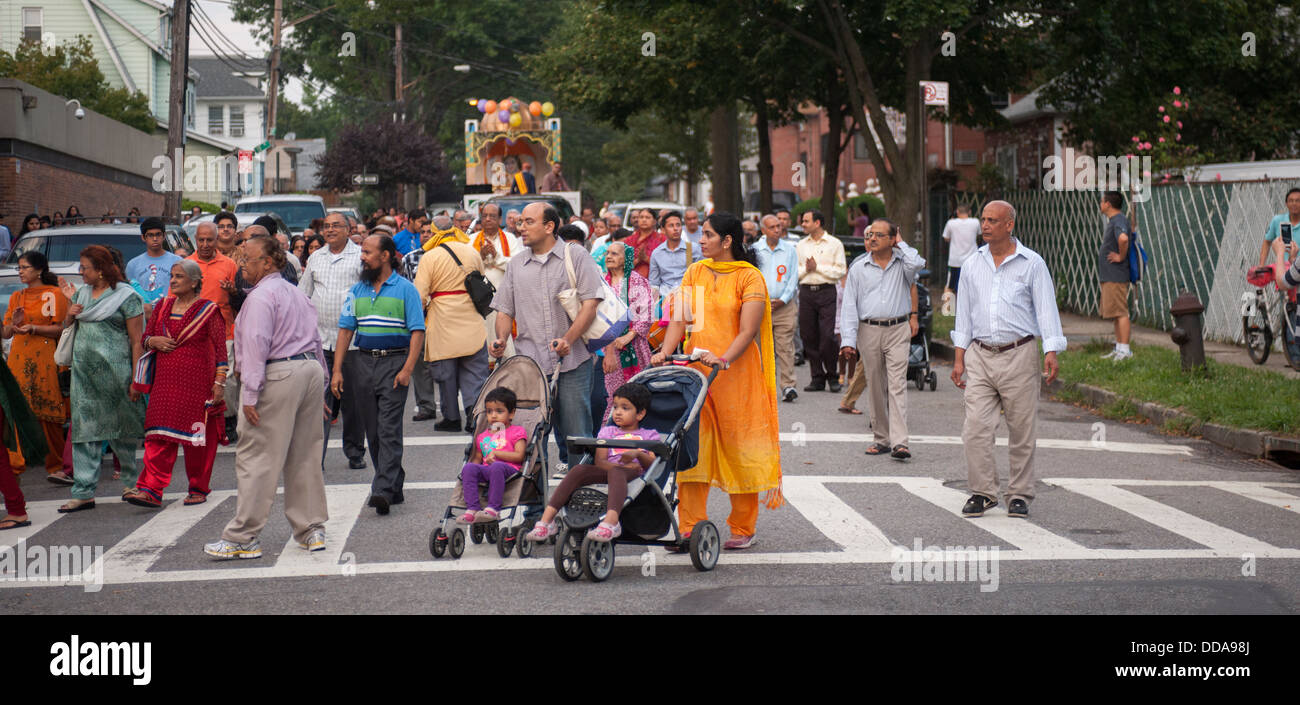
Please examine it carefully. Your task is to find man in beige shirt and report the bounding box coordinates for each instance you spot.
[796,209,847,392]
[413,217,490,433]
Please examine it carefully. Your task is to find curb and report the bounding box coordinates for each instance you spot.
[928,338,1298,461]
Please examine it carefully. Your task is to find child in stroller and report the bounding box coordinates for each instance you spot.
[526,383,658,543]
[457,388,528,524]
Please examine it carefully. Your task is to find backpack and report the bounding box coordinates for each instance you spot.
[1128,227,1149,284]
[438,243,496,317]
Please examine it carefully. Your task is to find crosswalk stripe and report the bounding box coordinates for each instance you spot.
[274,485,373,570]
[0,502,62,552]
[96,490,233,584]
[1046,479,1280,553]
[780,479,895,552]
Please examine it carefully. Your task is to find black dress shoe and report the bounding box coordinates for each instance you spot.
[412,409,436,422]
[368,495,390,515]
[225,416,239,444]
[348,457,366,470]
[782,387,798,402]
[794,354,805,366]
[1007,498,1029,519]
[434,418,462,432]
[803,381,825,392]
[390,494,404,506]
[961,495,998,517]
[828,382,843,393]
[464,419,475,434]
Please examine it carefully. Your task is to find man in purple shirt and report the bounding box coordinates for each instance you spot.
[205,237,330,559]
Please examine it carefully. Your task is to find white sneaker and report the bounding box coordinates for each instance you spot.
[1111,349,1133,361]
[1099,349,1118,360]
[296,528,326,552]
[551,462,569,480]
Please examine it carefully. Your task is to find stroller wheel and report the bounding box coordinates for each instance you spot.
[428,528,448,559]
[915,374,925,391]
[449,528,466,559]
[497,528,515,558]
[486,523,499,544]
[517,520,536,559]
[580,535,615,583]
[927,371,937,391]
[689,521,720,572]
[553,528,583,581]
[470,524,485,544]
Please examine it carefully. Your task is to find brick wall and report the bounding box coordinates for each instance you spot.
[0,157,164,235]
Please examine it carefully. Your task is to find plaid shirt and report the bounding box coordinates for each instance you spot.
[299,239,362,351]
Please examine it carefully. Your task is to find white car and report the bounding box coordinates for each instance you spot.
[235,194,327,235]
[605,200,687,229]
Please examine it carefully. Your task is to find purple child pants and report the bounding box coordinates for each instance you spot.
[461,461,519,511]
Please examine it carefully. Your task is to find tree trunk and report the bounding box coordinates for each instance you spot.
[709,103,743,215]
[753,97,774,215]
[820,75,844,234]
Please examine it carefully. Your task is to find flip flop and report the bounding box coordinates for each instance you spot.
[183,492,207,506]
[864,443,891,455]
[0,518,32,530]
[57,500,96,513]
[838,406,863,415]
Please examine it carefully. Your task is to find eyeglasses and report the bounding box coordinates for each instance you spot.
[323,223,349,230]
[864,232,890,240]
[980,217,1005,224]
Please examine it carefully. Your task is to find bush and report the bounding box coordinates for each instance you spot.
[182,198,221,215]
[791,194,886,235]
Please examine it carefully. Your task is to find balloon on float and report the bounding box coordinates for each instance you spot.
[484,100,498,113]
[541,101,555,117]
[497,109,510,122]
[499,99,511,111]
[508,112,522,127]
[529,101,542,116]
[476,99,487,112]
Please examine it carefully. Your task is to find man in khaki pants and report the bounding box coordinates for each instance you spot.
[950,201,1066,520]
[205,237,330,559]
[754,215,799,401]
[838,218,924,459]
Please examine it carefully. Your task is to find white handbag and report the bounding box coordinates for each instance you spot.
[558,243,629,352]
[54,321,77,367]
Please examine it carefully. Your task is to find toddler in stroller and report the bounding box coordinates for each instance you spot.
[457,388,528,524]
[526,383,658,543]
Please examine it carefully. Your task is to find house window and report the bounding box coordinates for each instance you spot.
[208,105,224,136]
[229,105,244,137]
[996,145,1017,187]
[854,133,872,161]
[22,8,42,42]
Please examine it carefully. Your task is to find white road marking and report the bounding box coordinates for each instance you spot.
[0,501,62,551]
[3,477,1298,588]
[1045,479,1282,553]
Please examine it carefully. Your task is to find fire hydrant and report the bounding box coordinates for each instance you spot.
[1169,291,1207,371]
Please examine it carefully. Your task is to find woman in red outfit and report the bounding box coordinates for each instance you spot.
[124,260,228,508]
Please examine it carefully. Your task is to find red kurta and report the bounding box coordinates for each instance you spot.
[142,297,228,445]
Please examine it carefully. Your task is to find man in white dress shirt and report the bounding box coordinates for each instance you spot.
[950,200,1065,520]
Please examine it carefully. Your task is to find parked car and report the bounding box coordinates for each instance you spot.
[605,200,687,228]
[183,212,291,240]
[481,194,575,223]
[743,190,799,222]
[327,206,361,222]
[4,224,191,267]
[234,194,327,235]
[424,202,462,218]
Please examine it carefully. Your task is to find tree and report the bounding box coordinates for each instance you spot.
[1038,0,1300,162]
[315,120,453,201]
[0,36,154,132]
[759,0,1051,237]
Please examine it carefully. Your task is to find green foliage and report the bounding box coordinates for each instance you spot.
[792,194,884,236]
[0,37,154,132]
[973,163,1009,195]
[1128,87,1212,182]
[182,198,221,214]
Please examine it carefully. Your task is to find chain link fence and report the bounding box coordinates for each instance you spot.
[941,180,1300,345]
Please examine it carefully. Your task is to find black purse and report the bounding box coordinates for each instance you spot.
[439,243,496,317]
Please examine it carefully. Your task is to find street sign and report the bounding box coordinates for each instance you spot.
[253,141,272,153]
[238,150,254,175]
[921,80,949,107]
[351,173,379,186]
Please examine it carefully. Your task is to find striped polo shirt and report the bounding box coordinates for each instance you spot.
[337,271,426,351]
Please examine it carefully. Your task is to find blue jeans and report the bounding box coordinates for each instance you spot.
[551,358,593,464]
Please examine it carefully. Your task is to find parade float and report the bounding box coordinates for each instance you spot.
[462,97,579,215]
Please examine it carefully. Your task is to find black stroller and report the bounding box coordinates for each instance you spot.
[428,355,561,559]
[550,355,723,582]
[908,269,938,391]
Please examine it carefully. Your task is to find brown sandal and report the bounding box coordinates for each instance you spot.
[838,406,863,415]
[183,492,207,506]
[864,443,890,455]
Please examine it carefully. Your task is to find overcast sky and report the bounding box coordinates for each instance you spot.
[193,0,311,103]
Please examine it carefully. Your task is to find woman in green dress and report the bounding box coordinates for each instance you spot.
[57,245,145,513]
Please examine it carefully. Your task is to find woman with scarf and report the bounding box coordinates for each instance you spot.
[598,241,653,422]
[124,260,228,508]
[650,212,782,551]
[1,252,71,480]
[57,245,145,513]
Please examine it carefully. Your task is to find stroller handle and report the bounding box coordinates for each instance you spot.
[670,352,724,385]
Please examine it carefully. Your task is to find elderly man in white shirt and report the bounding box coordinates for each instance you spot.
[300,211,366,469]
[839,218,925,460]
[950,200,1066,521]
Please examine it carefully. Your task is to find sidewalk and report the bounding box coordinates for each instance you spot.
[1057,312,1300,378]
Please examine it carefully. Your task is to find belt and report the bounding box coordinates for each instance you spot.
[268,352,315,364]
[359,347,409,357]
[974,335,1035,353]
[432,289,468,298]
[862,315,908,327]
[800,283,831,291]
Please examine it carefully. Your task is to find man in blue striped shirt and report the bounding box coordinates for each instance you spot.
[755,214,800,401]
[950,200,1066,521]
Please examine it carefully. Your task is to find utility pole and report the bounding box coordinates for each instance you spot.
[394,22,404,207]
[163,0,191,224]
[264,0,282,194]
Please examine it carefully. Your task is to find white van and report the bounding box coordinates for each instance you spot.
[234,194,327,235]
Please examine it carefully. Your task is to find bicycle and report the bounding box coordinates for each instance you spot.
[1242,265,1300,369]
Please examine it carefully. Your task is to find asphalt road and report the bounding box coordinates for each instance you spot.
[3,357,1298,615]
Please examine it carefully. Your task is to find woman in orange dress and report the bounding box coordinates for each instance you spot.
[650,212,782,550]
[1,251,71,480]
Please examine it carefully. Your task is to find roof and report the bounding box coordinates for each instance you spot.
[190,56,266,99]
